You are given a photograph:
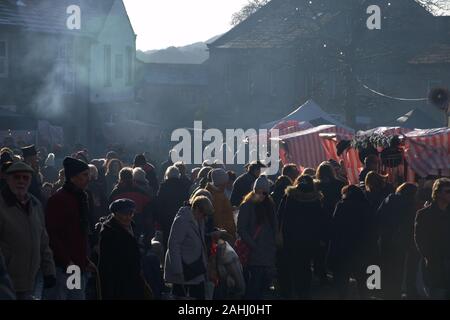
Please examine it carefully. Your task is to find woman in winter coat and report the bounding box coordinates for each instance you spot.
[98,199,149,300]
[277,175,327,299]
[314,162,347,283]
[328,185,373,299]
[237,175,278,300]
[205,169,237,242]
[376,183,419,299]
[164,196,213,300]
[156,166,190,248]
[364,171,394,267]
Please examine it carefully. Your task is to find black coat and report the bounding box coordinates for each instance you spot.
[316,178,346,219]
[98,216,146,300]
[415,203,450,289]
[377,193,416,256]
[29,172,43,204]
[41,166,58,184]
[278,186,327,259]
[328,196,373,271]
[156,178,190,246]
[230,172,257,207]
[270,176,292,211]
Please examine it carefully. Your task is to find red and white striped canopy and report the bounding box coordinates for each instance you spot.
[278,125,353,171]
[404,128,450,178]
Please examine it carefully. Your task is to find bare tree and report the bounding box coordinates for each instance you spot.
[231,0,271,26]
[417,0,450,16]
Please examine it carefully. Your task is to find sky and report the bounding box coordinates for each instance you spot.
[123,0,249,51]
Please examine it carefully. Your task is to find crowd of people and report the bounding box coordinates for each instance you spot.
[0,144,449,300]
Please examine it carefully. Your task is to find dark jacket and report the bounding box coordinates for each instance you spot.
[328,195,372,271]
[415,203,450,289]
[180,175,193,199]
[46,184,90,270]
[41,165,58,184]
[365,185,395,213]
[105,173,118,197]
[98,216,146,300]
[159,159,173,181]
[0,252,15,300]
[140,163,159,197]
[29,172,43,204]
[230,172,257,207]
[377,193,416,256]
[237,198,277,267]
[156,178,190,246]
[316,178,346,219]
[278,186,326,258]
[88,180,108,229]
[270,176,292,211]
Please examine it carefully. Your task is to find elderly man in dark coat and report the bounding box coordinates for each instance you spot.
[0,162,56,300]
[98,199,150,300]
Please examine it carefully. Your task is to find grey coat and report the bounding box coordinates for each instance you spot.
[164,206,207,285]
[237,199,277,267]
[0,189,55,293]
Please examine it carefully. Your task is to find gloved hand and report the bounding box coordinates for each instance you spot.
[43,275,57,289]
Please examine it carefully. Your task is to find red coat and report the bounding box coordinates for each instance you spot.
[46,189,89,270]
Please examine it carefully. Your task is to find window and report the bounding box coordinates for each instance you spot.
[126,46,133,85]
[0,40,8,77]
[104,45,112,87]
[115,54,123,79]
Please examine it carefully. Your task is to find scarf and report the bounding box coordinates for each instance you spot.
[63,181,90,234]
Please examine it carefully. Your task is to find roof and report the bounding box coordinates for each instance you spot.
[142,63,208,86]
[261,99,353,132]
[0,0,115,37]
[208,0,328,49]
[209,0,449,50]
